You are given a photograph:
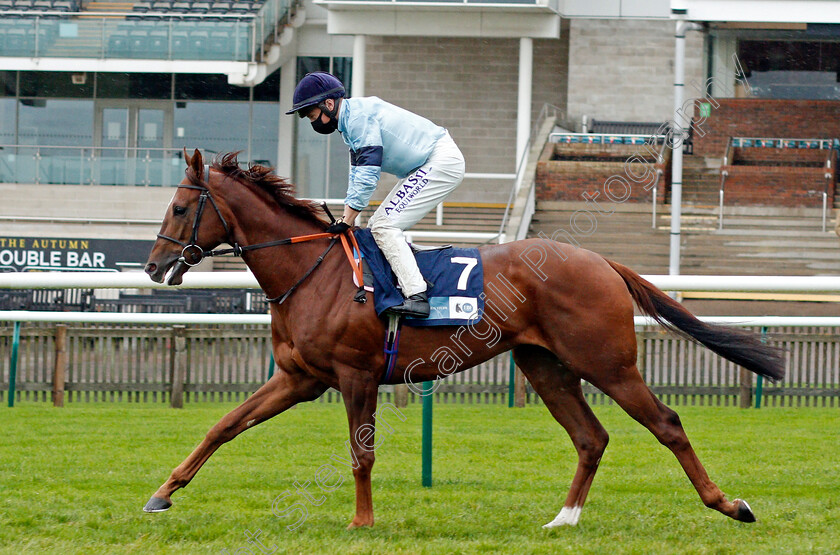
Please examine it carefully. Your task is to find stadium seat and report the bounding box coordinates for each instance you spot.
[208,1,231,13]
[4,27,32,55]
[147,29,168,57]
[170,1,189,12]
[128,28,149,53]
[52,0,73,12]
[188,28,208,57]
[170,29,189,57]
[209,29,232,57]
[107,29,130,56]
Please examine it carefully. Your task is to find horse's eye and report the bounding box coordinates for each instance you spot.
[173,205,187,216]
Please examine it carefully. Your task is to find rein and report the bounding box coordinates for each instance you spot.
[157,169,365,305]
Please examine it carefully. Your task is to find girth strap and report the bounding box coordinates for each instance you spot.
[382,312,403,383]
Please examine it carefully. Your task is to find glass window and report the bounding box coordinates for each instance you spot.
[0,71,16,97]
[738,40,840,99]
[293,57,352,199]
[253,68,280,102]
[96,73,172,100]
[173,101,249,158]
[175,74,249,101]
[251,102,279,167]
[19,71,94,98]
[18,99,94,146]
[0,99,15,144]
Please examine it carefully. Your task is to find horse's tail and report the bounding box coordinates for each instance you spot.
[605,258,785,381]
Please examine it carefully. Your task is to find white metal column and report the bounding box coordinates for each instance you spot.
[277,56,297,179]
[352,35,366,98]
[670,21,702,276]
[517,37,533,166]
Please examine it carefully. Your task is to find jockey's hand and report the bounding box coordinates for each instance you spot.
[327,218,351,234]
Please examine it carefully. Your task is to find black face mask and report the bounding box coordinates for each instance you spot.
[311,116,338,135]
[310,102,339,135]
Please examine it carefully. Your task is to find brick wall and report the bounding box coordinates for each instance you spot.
[732,147,827,167]
[694,99,840,157]
[536,143,669,203]
[721,166,833,207]
[690,99,840,207]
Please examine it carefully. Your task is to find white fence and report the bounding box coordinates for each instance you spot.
[1,273,839,407]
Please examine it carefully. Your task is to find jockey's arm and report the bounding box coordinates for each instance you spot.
[342,206,362,226]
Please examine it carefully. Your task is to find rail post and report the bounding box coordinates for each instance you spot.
[394,384,408,408]
[514,367,526,407]
[169,325,187,409]
[754,326,768,409]
[508,351,516,408]
[267,352,275,380]
[7,321,21,408]
[738,367,752,409]
[421,381,433,487]
[53,324,67,407]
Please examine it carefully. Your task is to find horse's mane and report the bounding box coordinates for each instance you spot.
[191,152,327,230]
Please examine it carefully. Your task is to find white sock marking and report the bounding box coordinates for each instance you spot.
[543,506,582,528]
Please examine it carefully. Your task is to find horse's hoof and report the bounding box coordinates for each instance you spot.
[346,518,374,529]
[733,499,756,523]
[143,496,172,513]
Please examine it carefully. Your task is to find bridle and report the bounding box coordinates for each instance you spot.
[157,173,236,267]
[156,165,365,305]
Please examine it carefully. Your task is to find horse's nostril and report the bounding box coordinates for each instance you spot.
[145,263,157,274]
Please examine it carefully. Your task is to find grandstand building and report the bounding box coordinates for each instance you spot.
[1,0,838,285]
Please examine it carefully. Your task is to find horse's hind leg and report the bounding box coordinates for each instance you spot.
[513,346,609,528]
[592,364,756,523]
[143,370,327,513]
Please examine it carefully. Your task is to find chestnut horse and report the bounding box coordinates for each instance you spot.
[143,150,784,528]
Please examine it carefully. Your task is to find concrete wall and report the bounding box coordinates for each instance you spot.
[1,183,172,240]
[566,18,705,127]
[362,34,567,203]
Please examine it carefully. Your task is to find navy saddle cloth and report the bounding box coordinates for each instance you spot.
[353,228,484,327]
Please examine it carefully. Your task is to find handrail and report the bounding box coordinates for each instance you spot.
[0,10,255,18]
[721,136,837,231]
[549,132,667,145]
[719,137,732,230]
[543,131,668,228]
[823,149,834,233]
[730,136,836,149]
[3,272,840,293]
[0,1,294,63]
[649,137,669,228]
[496,103,561,244]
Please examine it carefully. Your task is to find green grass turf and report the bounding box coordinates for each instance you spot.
[0,401,837,554]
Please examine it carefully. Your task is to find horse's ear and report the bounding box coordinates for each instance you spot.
[188,148,203,180]
[183,147,192,167]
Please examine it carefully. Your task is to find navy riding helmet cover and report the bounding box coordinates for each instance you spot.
[285,72,346,116]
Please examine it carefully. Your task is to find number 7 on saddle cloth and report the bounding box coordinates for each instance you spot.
[351,228,485,327]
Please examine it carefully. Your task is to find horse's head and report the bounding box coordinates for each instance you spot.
[145,149,233,285]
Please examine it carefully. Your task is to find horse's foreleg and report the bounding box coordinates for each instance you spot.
[338,373,380,529]
[513,346,609,528]
[594,365,756,523]
[143,371,327,513]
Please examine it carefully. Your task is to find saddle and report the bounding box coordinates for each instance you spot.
[351,228,485,328]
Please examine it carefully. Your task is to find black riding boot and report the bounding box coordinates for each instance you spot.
[388,291,430,318]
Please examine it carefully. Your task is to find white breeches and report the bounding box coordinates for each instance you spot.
[367,132,465,297]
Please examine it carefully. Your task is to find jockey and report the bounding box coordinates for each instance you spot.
[286,71,466,318]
